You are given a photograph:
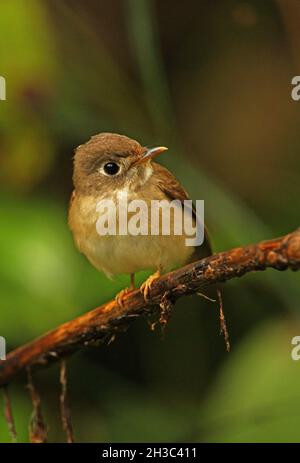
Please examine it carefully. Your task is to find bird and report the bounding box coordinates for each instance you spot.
[68,132,211,306]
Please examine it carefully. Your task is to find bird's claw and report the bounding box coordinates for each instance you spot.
[115,287,133,309]
[140,270,161,302]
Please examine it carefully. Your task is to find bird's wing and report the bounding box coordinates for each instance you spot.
[153,162,212,259]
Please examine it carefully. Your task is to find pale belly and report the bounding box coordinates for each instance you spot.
[69,194,194,277]
[81,233,193,276]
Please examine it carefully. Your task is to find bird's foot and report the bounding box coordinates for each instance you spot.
[115,273,135,309]
[140,270,161,302]
[115,287,134,309]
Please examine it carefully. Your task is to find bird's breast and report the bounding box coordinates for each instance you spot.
[69,191,194,277]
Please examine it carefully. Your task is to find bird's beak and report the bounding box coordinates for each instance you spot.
[133,146,168,165]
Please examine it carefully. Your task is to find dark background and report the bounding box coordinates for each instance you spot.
[0,0,300,442]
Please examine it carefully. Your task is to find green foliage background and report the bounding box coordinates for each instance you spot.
[0,0,300,442]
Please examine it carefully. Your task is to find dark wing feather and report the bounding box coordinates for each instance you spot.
[153,162,212,260]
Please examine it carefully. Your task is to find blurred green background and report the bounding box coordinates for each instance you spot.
[0,0,300,443]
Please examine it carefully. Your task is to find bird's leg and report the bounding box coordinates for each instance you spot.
[115,273,135,309]
[130,273,135,290]
[140,268,161,302]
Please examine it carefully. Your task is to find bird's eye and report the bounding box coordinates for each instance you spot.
[103,162,120,175]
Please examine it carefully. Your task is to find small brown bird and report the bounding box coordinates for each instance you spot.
[68,133,211,305]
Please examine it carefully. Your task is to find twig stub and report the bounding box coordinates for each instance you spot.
[2,386,17,442]
[26,367,47,443]
[59,360,74,443]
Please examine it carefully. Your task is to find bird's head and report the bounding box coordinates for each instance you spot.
[73,132,167,194]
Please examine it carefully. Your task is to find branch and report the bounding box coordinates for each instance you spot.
[1,228,300,387]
